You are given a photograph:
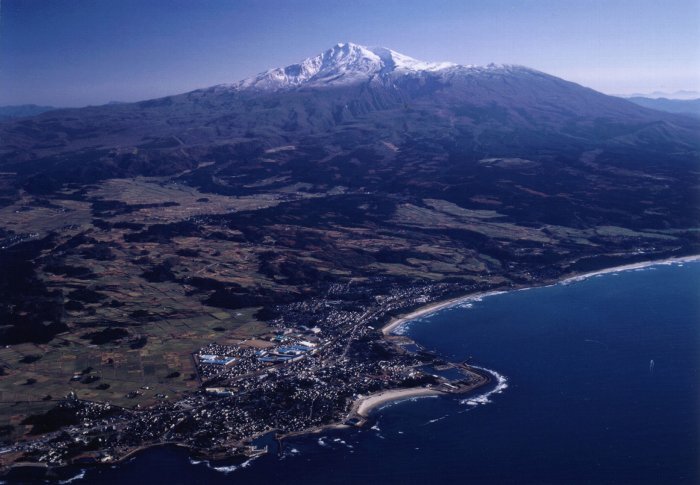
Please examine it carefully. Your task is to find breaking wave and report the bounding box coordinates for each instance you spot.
[422,414,449,425]
[58,470,86,484]
[210,457,257,474]
[392,318,427,335]
[460,366,508,407]
[375,394,437,413]
[189,456,259,474]
[330,438,353,449]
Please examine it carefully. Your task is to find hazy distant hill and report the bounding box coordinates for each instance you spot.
[624,90,700,100]
[0,104,55,121]
[625,97,700,118]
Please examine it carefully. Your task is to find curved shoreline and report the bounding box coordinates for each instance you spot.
[557,254,700,284]
[354,388,444,418]
[4,254,697,479]
[349,364,494,419]
[381,290,506,336]
[382,254,700,336]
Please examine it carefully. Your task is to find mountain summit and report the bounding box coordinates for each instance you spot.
[0,42,698,201]
[235,42,457,90]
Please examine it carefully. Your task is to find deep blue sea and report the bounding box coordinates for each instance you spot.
[58,261,700,484]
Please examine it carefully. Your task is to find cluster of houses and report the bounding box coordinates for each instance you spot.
[195,327,323,378]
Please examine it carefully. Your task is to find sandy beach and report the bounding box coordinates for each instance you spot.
[382,254,700,336]
[381,290,506,336]
[558,254,700,284]
[354,387,444,417]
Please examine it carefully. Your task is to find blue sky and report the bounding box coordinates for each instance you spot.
[1,0,698,106]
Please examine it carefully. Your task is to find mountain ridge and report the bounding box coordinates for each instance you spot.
[0,43,698,200]
[231,42,458,91]
[0,104,56,121]
[0,42,698,413]
[225,42,549,92]
[625,96,700,119]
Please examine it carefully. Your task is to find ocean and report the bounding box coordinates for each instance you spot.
[51,260,700,484]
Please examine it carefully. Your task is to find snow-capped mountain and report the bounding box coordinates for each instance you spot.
[234,42,457,90]
[2,41,698,195]
[213,43,656,122]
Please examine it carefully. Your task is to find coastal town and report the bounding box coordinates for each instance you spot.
[0,279,492,475]
[1,2,698,481]
[4,253,698,476]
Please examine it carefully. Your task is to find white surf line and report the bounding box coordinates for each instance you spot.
[387,255,700,336]
[209,455,259,474]
[460,366,509,407]
[58,470,86,484]
[559,254,700,285]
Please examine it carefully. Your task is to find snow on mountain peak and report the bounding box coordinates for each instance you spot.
[367,46,456,72]
[235,43,457,91]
